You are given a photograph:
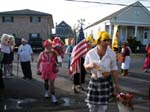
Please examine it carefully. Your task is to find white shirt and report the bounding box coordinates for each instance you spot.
[1,44,10,54]
[84,46,118,78]
[18,44,33,62]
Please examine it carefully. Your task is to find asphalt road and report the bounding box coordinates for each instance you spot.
[0,53,149,112]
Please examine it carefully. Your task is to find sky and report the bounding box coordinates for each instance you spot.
[0,0,150,29]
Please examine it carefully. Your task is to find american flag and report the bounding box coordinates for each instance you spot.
[69,26,88,75]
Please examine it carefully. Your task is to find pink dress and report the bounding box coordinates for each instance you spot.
[39,52,57,80]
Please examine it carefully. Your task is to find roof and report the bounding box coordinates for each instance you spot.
[0,9,52,16]
[85,1,150,29]
[56,21,74,38]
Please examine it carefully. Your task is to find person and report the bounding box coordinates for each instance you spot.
[0,43,4,90]
[8,35,16,76]
[66,38,81,93]
[143,44,150,72]
[37,39,58,104]
[120,41,131,76]
[65,38,75,69]
[17,38,34,79]
[1,34,12,78]
[84,31,119,112]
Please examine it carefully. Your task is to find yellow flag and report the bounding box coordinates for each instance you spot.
[112,25,119,60]
[112,25,119,50]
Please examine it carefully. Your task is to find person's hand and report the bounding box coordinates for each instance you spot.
[37,69,41,75]
[91,74,98,80]
[92,63,100,70]
[31,56,34,62]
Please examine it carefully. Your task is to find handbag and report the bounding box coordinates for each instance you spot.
[57,55,63,63]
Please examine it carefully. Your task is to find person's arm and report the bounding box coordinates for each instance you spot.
[37,52,42,73]
[29,44,34,62]
[111,52,120,93]
[112,70,119,93]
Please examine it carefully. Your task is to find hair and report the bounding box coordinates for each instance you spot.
[1,34,10,44]
[9,35,15,45]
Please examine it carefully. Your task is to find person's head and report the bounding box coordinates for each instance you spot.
[43,39,52,52]
[1,34,10,46]
[85,34,96,49]
[9,35,15,46]
[123,41,128,47]
[96,31,110,48]
[21,38,27,45]
[70,38,75,46]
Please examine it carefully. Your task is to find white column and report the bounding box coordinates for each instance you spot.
[109,23,112,37]
[134,26,138,37]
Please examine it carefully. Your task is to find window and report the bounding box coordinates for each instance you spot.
[30,16,41,23]
[29,33,41,40]
[2,16,13,23]
[144,32,147,39]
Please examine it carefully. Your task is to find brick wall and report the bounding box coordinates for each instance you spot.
[0,15,53,40]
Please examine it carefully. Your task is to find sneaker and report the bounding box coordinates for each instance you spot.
[44,91,49,98]
[51,95,57,103]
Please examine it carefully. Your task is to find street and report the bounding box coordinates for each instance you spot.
[0,53,149,112]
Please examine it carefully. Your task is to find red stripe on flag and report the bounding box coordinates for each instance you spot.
[69,39,88,75]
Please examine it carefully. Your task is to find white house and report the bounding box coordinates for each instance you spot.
[84,1,150,45]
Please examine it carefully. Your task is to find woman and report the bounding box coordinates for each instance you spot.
[121,42,131,76]
[9,35,15,76]
[65,38,75,69]
[84,31,119,112]
[37,39,58,104]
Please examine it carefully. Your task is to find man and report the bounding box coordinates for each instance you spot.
[84,31,119,112]
[17,38,34,79]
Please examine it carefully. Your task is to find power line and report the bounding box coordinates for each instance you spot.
[65,0,150,8]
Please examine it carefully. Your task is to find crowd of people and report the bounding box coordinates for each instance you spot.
[0,31,149,111]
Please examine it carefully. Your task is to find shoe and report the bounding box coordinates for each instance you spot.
[78,86,86,91]
[44,91,49,98]
[51,95,57,103]
[22,77,27,79]
[10,74,14,76]
[74,88,79,94]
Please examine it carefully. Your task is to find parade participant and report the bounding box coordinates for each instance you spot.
[0,43,4,89]
[8,35,15,76]
[143,44,150,72]
[84,31,119,112]
[37,39,58,104]
[1,34,11,78]
[65,38,75,69]
[52,36,65,60]
[17,38,34,79]
[120,41,131,76]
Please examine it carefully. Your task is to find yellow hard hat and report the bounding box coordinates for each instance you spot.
[96,31,110,44]
[85,34,96,46]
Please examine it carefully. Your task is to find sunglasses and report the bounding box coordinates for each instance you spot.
[103,39,110,42]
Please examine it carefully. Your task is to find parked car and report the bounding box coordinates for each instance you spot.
[28,37,43,51]
[14,37,21,51]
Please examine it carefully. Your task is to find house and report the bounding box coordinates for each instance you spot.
[84,1,150,46]
[56,21,74,40]
[0,9,54,48]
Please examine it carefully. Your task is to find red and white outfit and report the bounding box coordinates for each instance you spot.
[37,51,57,80]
